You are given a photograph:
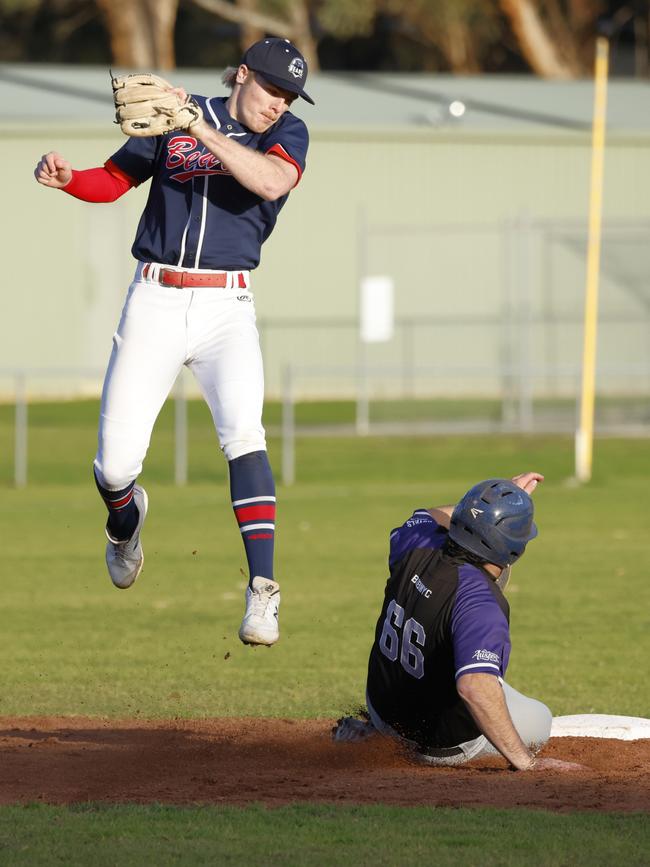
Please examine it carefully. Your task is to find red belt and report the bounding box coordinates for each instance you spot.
[142,264,247,289]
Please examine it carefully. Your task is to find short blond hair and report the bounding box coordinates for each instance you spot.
[221,66,238,88]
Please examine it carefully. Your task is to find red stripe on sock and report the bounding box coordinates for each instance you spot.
[108,491,134,509]
[247,533,273,540]
[235,504,276,522]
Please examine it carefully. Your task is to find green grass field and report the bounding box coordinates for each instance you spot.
[1,804,648,866]
[0,400,648,864]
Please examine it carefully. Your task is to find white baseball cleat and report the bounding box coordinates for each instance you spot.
[105,485,148,590]
[238,576,280,646]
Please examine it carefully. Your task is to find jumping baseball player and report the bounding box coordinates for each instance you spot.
[334,472,581,771]
[33,37,315,646]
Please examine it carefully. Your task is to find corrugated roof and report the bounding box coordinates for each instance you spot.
[1,63,649,132]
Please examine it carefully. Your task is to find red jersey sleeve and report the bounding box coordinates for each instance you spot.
[262,112,308,187]
[266,143,303,185]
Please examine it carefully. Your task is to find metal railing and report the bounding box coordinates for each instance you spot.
[3,354,649,487]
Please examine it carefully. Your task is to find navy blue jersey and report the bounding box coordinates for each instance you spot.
[108,95,309,271]
[366,510,511,750]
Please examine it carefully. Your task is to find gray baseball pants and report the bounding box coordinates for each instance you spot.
[366,680,552,766]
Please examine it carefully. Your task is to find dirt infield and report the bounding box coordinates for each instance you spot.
[0,717,648,812]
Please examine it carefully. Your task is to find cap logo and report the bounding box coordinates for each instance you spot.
[470,508,484,518]
[288,57,304,79]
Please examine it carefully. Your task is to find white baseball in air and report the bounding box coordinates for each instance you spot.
[449,100,466,118]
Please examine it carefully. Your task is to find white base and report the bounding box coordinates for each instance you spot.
[551,714,650,740]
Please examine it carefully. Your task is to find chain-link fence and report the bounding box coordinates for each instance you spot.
[3,217,649,485]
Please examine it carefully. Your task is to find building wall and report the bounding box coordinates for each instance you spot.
[4,122,650,399]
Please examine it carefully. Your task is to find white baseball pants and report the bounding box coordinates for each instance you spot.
[94,263,266,489]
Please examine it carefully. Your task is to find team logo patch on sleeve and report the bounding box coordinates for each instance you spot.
[472,649,500,664]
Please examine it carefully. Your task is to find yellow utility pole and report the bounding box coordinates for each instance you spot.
[575,35,609,483]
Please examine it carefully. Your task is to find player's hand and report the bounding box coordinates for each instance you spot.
[528,757,586,772]
[34,151,73,188]
[166,86,206,135]
[511,472,544,495]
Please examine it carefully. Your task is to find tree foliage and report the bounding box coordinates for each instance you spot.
[0,0,645,77]
[95,0,179,69]
[382,0,505,73]
[499,0,606,77]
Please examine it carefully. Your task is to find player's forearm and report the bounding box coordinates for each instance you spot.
[191,121,292,200]
[61,166,134,203]
[457,673,535,770]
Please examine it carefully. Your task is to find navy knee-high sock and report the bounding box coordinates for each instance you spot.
[228,450,275,585]
[94,470,139,542]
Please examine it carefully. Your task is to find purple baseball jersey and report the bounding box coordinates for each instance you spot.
[367,510,511,749]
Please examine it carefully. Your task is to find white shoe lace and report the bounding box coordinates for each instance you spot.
[110,531,141,566]
[114,544,136,566]
[247,585,277,619]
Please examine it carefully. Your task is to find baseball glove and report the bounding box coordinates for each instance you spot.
[111,72,203,137]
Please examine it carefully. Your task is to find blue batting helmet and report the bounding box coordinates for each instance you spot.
[448,479,538,567]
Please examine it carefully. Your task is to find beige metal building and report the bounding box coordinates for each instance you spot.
[2,65,650,408]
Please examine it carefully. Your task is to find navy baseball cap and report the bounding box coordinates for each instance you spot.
[241,37,315,105]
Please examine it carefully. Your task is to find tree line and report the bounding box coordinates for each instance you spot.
[0,0,647,76]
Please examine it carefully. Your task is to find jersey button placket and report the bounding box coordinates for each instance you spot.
[184,176,204,267]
